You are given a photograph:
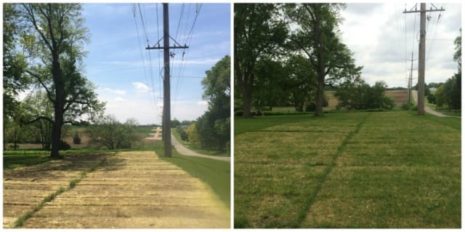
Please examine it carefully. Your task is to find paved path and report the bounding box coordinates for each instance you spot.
[3,154,106,228]
[171,133,230,162]
[411,90,449,117]
[6,151,229,228]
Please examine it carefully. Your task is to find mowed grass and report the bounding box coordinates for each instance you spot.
[3,149,114,170]
[155,144,231,209]
[234,111,460,228]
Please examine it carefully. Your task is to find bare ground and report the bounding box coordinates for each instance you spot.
[9,151,229,228]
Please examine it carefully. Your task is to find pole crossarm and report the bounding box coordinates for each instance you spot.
[146,36,188,50]
[146,45,189,49]
[403,7,445,14]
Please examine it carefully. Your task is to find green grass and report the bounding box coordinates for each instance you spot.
[3,149,113,170]
[3,151,51,169]
[155,144,230,209]
[172,129,229,156]
[234,111,460,228]
[235,113,313,135]
[134,125,157,136]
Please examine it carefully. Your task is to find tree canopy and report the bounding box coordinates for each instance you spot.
[234,4,287,117]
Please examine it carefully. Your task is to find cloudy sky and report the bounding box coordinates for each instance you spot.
[339,3,461,88]
[82,3,230,125]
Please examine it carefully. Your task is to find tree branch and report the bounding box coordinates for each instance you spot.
[303,4,316,22]
[25,70,55,104]
[22,116,54,125]
[64,98,90,112]
[22,4,53,52]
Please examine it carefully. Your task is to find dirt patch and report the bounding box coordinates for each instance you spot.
[21,151,229,228]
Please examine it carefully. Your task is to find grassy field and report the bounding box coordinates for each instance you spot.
[234,111,460,228]
[155,144,231,208]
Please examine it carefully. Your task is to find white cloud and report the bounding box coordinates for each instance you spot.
[339,3,461,87]
[132,82,151,93]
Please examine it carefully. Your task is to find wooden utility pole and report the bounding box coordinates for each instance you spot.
[408,52,414,104]
[147,3,188,157]
[404,3,444,115]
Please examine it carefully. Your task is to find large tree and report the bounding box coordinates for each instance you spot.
[286,3,361,116]
[196,56,230,152]
[19,4,102,158]
[234,4,287,117]
[253,58,288,113]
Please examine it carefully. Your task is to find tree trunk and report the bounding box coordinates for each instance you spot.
[314,78,324,116]
[313,7,325,117]
[50,56,64,159]
[242,84,253,118]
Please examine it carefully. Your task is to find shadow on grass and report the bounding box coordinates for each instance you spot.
[155,145,230,209]
[3,153,51,170]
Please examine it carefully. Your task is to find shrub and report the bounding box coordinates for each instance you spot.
[176,126,188,141]
[72,131,81,144]
[88,115,139,150]
[401,102,415,111]
[60,140,71,150]
[335,81,393,110]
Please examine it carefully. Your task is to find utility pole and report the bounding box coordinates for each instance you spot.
[404,3,444,115]
[408,52,414,105]
[146,3,188,157]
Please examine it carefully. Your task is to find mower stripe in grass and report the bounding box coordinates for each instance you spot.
[12,157,108,228]
[296,113,371,227]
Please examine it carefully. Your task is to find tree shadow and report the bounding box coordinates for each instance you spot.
[4,153,126,181]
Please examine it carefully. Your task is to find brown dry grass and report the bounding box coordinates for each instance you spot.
[20,151,229,228]
[3,154,107,228]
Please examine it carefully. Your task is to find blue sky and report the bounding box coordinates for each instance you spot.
[82,3,230,125]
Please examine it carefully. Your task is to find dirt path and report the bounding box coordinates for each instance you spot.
[144,127,162,141]
[171,133,230,162]
[411,90,449,117]
[3,154,107,228]
[20,151,229,228]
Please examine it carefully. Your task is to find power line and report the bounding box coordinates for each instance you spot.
[426,12,442,62]
[132,5,150,98]
[156,3,163,103]
[172,4,203,104]
[136,4,158,107]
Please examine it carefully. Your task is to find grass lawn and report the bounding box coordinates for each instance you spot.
[234,111,460,228]
[155,143,230,209]
[3,149,114,170]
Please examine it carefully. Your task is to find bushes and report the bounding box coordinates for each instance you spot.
[176,126,188,141]
[435,74,461,110]
[72,131,81,144]
[401,102,416,111]
[335,81,393,110]
[60,140,71,150]
[88,115,139,150]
